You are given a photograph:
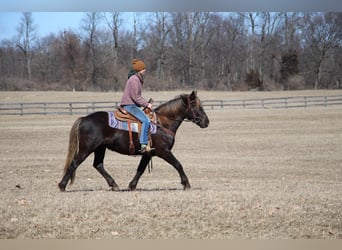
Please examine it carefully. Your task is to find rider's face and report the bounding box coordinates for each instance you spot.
[139,69,146,75]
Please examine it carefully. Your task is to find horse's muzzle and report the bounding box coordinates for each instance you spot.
[198,116,209,128]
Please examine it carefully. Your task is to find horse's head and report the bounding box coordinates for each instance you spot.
[182,90,210,128]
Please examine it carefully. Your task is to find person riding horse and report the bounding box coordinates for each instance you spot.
[58,89,209,192]
[120,59,153,153]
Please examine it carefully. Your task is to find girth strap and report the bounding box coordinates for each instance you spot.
[127,120,135,154]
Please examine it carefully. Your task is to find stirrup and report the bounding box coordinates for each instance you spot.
[139,145,155,154]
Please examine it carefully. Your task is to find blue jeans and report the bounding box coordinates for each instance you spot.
[122,105,150,145]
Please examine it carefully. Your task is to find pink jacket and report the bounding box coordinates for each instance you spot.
[120,74,149,108]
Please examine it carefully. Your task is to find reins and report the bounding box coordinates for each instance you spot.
[153,94,201,127]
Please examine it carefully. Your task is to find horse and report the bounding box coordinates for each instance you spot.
[58,90,209,192]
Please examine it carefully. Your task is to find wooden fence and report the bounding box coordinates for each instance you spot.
[1,95,342,116]
[203,95,342,110]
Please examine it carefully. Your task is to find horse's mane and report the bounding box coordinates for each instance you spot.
[155,94,187,115]
[154,94,188,127]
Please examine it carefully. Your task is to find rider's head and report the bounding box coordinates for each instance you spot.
[132,59,146,73]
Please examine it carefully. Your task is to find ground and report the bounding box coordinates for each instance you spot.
[0,90,341,239]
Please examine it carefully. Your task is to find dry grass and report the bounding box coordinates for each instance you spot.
[0,90,341,239]
[2,89,342,103]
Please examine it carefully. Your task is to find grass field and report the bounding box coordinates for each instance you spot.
[0,90,341,239]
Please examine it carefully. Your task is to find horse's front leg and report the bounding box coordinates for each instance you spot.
[160,150,191,190]
[129,155,151,191]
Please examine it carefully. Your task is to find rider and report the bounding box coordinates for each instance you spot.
[120,59,153,153]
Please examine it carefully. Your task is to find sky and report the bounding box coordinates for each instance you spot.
[0,1,341,41]
[1,0,341,12]
[0,12,137,41]
[0,12,83,40]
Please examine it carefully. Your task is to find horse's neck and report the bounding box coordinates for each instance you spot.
[156,99,186,133]
[157,114,183,133]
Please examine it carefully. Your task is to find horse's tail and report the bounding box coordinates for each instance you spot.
[63,117,82,185]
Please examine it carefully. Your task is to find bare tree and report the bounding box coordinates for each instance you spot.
[245,12,259,72]
[216,13,246,89]
[103,12,121,68]
[259,12,282,83]
[16,12,37,81]
[283,12,302,51]
[0,40,19,90]
[139,12,171,83]
[168,12,213,86]
[242,12,283,89]
[81,12,101,87]
[169,13,189,87]
[0,41,16,78]
[132,13,138,58]
[303,12,342,89]
[34,34,60,84]
[153,12,171,81]
[60,31,88,90]
[167,12,200,86]
[196,12,214,81]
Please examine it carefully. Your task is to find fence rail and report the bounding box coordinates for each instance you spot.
[1,95,342,116]
[203,95,342,110]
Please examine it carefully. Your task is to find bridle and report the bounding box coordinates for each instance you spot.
[184,96,203,125]
[154,95,203,124]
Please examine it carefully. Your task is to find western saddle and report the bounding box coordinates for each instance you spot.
[114,102,156,154]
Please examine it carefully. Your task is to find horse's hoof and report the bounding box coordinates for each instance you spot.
[58,183,66,192]
[183,183,191,190]
[128,181,137,191]
[111,186,120,191]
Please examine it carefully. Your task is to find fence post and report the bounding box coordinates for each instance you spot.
[20,103,23,116]
[304,96,307,108]
[324,96,327,107]
[69,103,72,115]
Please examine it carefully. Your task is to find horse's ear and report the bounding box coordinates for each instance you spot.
[181,94,188,104]
[190,89,197,100]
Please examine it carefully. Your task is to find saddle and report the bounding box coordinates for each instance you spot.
[114,104,156,154]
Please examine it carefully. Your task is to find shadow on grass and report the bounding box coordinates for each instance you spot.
[64,187,202,193]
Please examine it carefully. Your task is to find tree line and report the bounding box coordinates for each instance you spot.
[0,12,341,91]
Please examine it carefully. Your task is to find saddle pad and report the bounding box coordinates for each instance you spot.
[108,111,157,134]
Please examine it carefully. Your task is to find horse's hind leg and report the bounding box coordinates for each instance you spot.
[58,160,77,191]
[128,155,151,191]
[93,145,120,191]
[58,151,89,191]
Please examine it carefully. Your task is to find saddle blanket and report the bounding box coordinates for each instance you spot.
[107,111,157,134]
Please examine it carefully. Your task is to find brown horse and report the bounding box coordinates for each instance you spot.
[58,90,209,191]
